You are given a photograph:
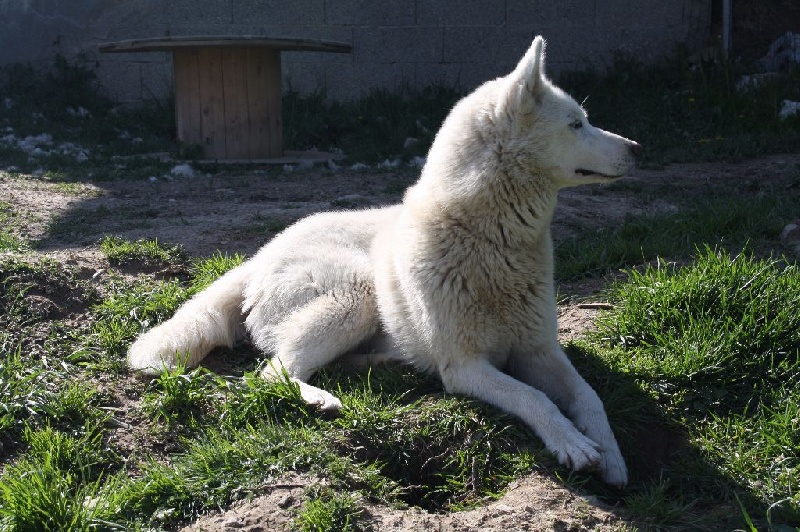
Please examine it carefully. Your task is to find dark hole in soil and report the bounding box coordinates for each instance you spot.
[626,422,687,482]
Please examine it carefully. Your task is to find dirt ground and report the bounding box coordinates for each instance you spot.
[2,152,799,530]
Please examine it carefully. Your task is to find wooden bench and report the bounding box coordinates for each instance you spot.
[100,36,352,160]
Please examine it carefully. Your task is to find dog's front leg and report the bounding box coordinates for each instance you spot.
[439,357,601,472]
[508,346,628,487]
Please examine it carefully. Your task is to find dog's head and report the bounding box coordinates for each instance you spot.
[498,36,642,187]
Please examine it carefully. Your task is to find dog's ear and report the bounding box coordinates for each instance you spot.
[508,36,547,105]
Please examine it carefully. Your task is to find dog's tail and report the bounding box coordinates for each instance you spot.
[127,264,250,375]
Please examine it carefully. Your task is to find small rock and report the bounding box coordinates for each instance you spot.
[779,100,800,120]
[492,503,514,515]
[409,156,426,168]
[781,220,800,253]
[781,221,799,240]
[378,158,402,168]
[170,163,195,178]
[403,136,419,149]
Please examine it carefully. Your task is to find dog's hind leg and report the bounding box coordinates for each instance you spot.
[439,357,602,472]
[508,346,628,487]
[254,289,381,411]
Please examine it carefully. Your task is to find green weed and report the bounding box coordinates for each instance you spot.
[218,370,309,428]
[0,425,125,531]
[83,277,190,368]
[0,345,52,437]
[623,478,697,529]
[190,251,245,292]
[100,235,188,270]
[0,201,26,252]
[142,365,221,428]
[1,48,799,531]
[293,487,363,532]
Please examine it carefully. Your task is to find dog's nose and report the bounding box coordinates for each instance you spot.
[629,141,643,158]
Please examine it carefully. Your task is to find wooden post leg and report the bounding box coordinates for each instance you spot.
[246,48,283,158]
[173,48,203,150]
[173,45,284,160]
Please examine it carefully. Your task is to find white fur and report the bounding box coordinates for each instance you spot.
[128,36,640,487]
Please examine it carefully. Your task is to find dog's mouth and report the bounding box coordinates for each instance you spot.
[574,169,622,179]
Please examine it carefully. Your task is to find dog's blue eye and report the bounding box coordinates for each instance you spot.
[570,121,583,130]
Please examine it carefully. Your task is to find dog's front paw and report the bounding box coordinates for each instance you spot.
[599,448,628,488]
[552,430,602,472]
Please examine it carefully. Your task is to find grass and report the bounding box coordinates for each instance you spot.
[555,191,799,280]
[293,487,363,531]
[585,247,800,528]
[0,201,26,252]
[100,236,189,270]
[0,51,799,530]
[0,425,126,530]
[2,226,800,530]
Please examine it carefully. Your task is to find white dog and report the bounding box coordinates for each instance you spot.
[128,36,640,487]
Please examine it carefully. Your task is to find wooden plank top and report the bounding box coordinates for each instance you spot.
[99,35,352,54]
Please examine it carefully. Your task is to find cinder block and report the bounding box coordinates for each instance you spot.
[321,61,416,100]
[354,27,443,64]
[497,27,628,70]
[232,0,326,26]
[416,0,505,27]
[596,1,685,29]
[414,61,502,93]
[95,61,145,104]
[605,27,683,61]
[325,0,415,26]
[281,61,327,94]
[165,0,234,25]
[92,2,166,40]
[139,59,174,101]
[444,27,506,63]
[506,0,596,29]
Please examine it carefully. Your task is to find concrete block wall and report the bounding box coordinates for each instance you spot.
[0,0,711,104]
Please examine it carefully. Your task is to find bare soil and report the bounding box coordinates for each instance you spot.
[2,152,799,530]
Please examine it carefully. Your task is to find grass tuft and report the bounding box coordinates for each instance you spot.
[591,246,800,528]
[293,486,363,532]
[100,236,188,270]
[555,193,796,280]
[0,425,125,531]
[190,252,245,292]
[142,365,222,429]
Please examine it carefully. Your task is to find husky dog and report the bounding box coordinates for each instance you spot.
[129,36,641,487]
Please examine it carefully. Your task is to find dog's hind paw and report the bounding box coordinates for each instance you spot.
[296,381,343,412]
